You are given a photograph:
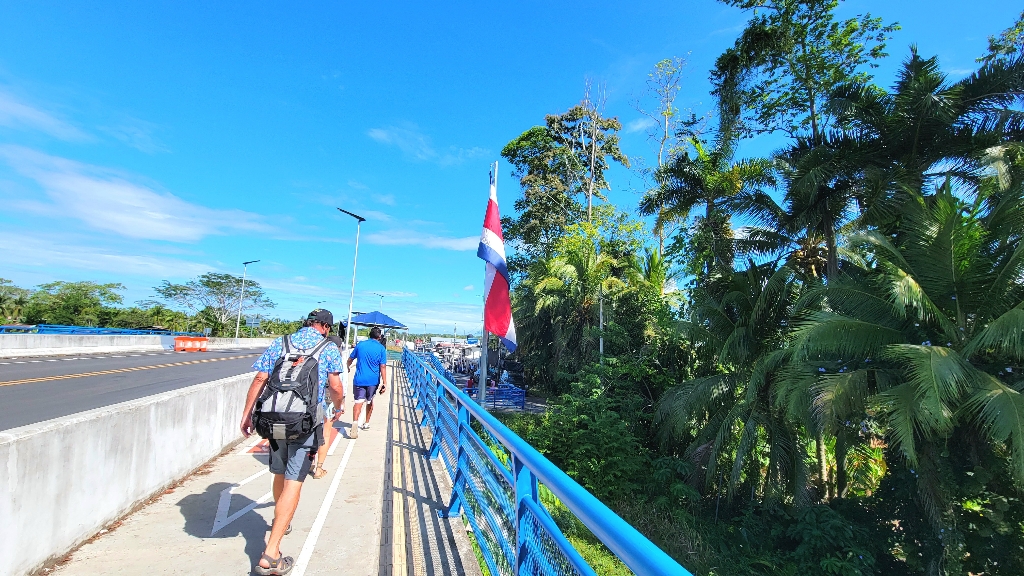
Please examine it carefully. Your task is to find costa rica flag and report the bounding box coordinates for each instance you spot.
[477,164,517,352]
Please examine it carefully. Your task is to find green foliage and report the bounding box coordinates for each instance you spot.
[980,10,1024,64]
[500,101,628,274]
[0,276,295,336]
[712,0,899,138]
[0,278,30,322]
[497,10,1024,575]
[24,281,125,326]
[155,272,274,328]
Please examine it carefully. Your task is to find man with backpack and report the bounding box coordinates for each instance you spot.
[345,326,388,437]
[239,308,344,576]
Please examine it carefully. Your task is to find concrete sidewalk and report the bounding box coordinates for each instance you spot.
[51,361,481,576]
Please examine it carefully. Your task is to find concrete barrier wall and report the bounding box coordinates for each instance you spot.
[0,373,254,576]
[207,337,277,350]
[0,335,279,358]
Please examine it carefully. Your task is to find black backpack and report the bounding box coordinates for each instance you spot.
[252,336,330,442]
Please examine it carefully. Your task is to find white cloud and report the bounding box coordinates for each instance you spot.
[100,119,169,153]
[347,179,369,190]
[367,125,489,166]
[0,145,268,242]
[368,290,417,297]
[364,229,478,251]
[0,230,213,278]
[0,90,88,141]
[463,284,474,290]
[625,117,657,134]
[372,193,395,206]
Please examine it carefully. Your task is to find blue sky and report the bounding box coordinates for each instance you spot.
[0,1,1016,334]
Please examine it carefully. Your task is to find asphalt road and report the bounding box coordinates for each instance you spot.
[0,349,264,431]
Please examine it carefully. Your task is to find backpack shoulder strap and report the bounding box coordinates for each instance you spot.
[309,337,331,360]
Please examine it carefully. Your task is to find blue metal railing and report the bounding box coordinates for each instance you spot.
[402,348,692,576]
[0,324,201,336]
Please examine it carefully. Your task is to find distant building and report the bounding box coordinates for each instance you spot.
[430,337,468,345]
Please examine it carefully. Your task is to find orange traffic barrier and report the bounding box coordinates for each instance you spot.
[173,336,209,352]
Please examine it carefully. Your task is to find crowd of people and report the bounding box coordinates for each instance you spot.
[238,308,388,576]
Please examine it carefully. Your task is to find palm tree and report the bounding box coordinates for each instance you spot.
[639,114,775,291]
[527,241,625,377]
[777,50,1024,282]
[656,260,806,502]
[791,177,1024,527]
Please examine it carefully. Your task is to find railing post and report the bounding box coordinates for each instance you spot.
[513,454,539,576]
[439,401,470,518]
[427,376,444,459]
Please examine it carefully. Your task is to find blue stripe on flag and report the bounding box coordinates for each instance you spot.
[477,242,510,285]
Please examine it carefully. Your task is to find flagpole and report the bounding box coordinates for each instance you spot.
[478,161,498,410]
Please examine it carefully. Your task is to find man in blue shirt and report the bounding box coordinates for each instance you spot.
[346,325,388,438]
[239,308,344,575]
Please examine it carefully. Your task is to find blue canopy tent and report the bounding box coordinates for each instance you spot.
[346,311,407,329]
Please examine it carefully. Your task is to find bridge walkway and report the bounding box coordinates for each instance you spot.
[52,361,481,576]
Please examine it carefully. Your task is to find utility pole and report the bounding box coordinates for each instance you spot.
[338,208,366,351]
[234,260,259,339]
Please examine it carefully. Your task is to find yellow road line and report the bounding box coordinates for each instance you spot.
[393,384,409,576]
[0,354,259,387]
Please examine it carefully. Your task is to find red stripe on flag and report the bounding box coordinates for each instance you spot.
[483,272,511,336]
[483,200,504,241]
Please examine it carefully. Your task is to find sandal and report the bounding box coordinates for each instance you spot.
[311,464,327,479]
[254,552,294,575]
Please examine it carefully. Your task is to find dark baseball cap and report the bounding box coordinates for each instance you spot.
[307,308,334,325]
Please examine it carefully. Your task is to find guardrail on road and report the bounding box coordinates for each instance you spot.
[403,349,692,576]
[0,324,201,335]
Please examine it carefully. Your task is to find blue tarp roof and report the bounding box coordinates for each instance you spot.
[346,311,407,329]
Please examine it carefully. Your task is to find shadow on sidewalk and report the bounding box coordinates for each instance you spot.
[176,482,271,567]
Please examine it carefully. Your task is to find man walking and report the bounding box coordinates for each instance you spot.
[239,309,344,575]
[346,326,387,438]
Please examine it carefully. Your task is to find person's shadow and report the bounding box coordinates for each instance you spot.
[177,482,272,567]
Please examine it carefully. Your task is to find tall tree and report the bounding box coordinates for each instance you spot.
[154,273,274,327]
[633,57,701,256]
[640,112,775,292]
[712,0,898,140]
[502,92,628,274]
[791,177,1024,570]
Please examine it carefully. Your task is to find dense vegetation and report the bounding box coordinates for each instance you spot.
[497,4,1024,574]
[0,274,301,336]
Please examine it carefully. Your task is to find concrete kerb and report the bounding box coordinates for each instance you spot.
[0,372,256,576]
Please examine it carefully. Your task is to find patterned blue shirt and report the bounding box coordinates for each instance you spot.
[252,326,343,402]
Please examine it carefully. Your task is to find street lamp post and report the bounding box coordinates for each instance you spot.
[372,292,384,312]
[234,260,260,339]
[338,208,366,350]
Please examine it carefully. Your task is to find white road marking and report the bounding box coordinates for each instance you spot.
[293,438,357,576]
[29,360,42,363]
[14,361,25,364]
[210,469,271,535]
[326,428,344,456]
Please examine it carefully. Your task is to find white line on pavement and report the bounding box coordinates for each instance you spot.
[293,438,357,576]
[210,468,271,535]
[327,428,344,456]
